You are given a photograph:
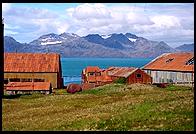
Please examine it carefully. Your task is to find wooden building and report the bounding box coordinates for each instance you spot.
[107,67,152,84]
[81,66,152,90]
[81,66,113,88]
[142,52,194,84]
[4,53,63,90]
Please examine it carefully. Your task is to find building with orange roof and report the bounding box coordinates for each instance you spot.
[81,66,113,86]
[81,66,152,90]
[4,53,63,92]
[107,67,152,84]
[142,52,194,84]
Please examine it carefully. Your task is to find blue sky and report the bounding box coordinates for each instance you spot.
[2,3,194,47]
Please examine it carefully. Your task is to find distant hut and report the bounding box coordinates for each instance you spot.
[107,67,152,84]
[142,52,194,84]
[81,66,113,90]
[81,66,152,90]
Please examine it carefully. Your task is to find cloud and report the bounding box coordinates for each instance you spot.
[3,6,70,43]
[3,3,194,47]
[2,3,11,13]
[151,15,181,29]
[66,4,157,36]
[71,3,112,20]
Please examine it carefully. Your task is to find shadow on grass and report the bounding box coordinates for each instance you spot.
[2,94,23,99]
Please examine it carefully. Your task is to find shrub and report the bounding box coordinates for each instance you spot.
[114,77,127,84]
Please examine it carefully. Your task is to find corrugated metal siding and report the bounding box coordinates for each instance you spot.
[144,70,193,83]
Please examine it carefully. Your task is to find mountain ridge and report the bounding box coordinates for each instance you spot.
[4,32,193,58]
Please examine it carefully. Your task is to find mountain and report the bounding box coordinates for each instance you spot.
[175,43,194,52]
[83,33,136,50]
[4,32,185,58]
[4,36,27,52]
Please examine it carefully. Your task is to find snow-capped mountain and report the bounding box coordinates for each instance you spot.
[4,32,191,58]
[29,33,81,46]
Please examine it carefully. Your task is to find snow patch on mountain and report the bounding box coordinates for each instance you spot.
[66,33,78,37]
[41,37,55,42]
[128,38,137,42]
[41,41,62,45]
[101,35,111,39]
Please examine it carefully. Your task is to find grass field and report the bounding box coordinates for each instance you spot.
[2,83,194,131]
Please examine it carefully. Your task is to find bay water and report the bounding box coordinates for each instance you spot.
[61,57,153,86]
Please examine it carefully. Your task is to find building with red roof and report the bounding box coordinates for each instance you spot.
[142,52,194,84]
[4,53,63,93]
[81,66,152,90]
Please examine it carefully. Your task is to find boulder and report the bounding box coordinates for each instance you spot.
[67,83,82,94]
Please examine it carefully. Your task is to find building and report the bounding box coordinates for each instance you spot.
[81,66,152,90]
[142,52,194,84]
[81,66,113,88]
[4,53,63,91]
[107,67,152,84]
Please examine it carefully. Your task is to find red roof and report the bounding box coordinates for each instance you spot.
[107,67,137,78]
[6,82,51,91]
[4,53,60,72]
[143,52,194,72]
[85,66,100,73]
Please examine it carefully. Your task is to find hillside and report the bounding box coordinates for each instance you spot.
[175,43,194,52]
[4,32,179,58]
[2,83,194,131]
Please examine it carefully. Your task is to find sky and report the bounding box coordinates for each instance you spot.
[2,3,194,48]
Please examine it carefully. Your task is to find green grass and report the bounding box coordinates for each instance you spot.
[2,83,194,131]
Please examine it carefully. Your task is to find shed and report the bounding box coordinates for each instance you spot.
[107,67,152,84]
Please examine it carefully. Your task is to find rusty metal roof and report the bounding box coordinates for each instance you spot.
[143,52,194,72]
[4,53,60,72]
[6,82,51,91]
[85,66,100,73]
[107,67,137,78]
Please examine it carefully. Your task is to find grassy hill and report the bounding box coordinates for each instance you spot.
[2,83,194,131]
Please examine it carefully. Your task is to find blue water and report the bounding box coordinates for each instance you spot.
[61,58,153,86]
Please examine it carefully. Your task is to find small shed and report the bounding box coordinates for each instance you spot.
[107,67,152,84]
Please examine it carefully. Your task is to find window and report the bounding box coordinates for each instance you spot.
[96,72,101,76]
[166,58,174,63]
[89,72,94,76]
[33,79,45,82]
[21,78,32,82]
[186,57,194,65]
[9,78,20,82]
[136,74,142,78]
